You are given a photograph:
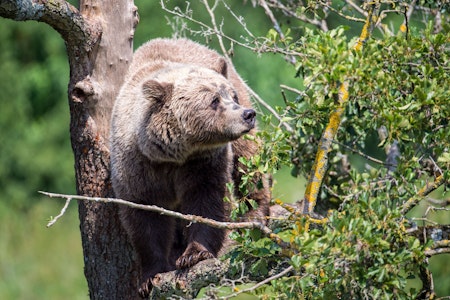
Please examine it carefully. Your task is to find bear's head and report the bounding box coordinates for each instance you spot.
[138,61,256,162]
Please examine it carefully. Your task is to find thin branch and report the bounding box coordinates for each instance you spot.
[161,0,305,58]
[260,0,285,40]
[399,0,416,38]
[426,197,450,207]
[433,240,450,249]
[218,265,294,299]
[161,0,255,52]
[406,224,450,257]
[259,0,296,65]
[247,85,294,133]
[47,198,72,227]
[40,191,266,230]
[425,247,450,256]
[201,0,231,61]
[345,0,366,16]
[266,0,328,31]
[280,84,307,97]
[221,1,257,42]
[401,175,446,214]
[333,140,387,166]
[323,2,366,23]
[40,191,290,248]
[417,263,435,299]
[344,0,393,36]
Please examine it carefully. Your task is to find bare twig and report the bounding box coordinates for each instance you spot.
[425,248,450,256]
[400,0,416,38]
[218,265,294,299]
[47,198,72,227]
[161,0,305,58]
[266,0,329,31]
[333,140,387,166]
[344,0,393,36]
[201,0,231,61]
[280,84,307,97]
[260,0,285,40]
[345,0,366,16]
[39,191,290,248]
[41,191,266,230]
[426,198,450,207]
[247,85,294,133]
[259,0,296,65]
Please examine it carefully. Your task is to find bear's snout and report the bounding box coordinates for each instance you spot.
[242,109,256,127]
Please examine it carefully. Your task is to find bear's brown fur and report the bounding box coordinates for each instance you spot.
[110,38,270,296]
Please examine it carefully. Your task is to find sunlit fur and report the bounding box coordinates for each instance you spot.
[110,38,270,297]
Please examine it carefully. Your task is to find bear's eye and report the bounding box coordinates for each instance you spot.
[211,96,220,110]
[232,93,239,104]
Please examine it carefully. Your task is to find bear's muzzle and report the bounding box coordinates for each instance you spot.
[242,109,256,129]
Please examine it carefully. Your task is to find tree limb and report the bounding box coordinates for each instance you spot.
[39,191,290,248]
[266,0,329,32]
[302,3,380,215]
[401,175,446,214]
[41,191,296,298]
[406,224,450,257]
[149,258,228,299]
[0,0,101,50]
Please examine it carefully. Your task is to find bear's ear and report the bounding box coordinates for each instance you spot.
[212,57,228,78]
[142,80,173,102]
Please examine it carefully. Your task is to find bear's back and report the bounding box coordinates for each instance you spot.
[132,38,221,71]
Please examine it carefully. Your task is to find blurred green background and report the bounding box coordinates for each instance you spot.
[0,1,447,299]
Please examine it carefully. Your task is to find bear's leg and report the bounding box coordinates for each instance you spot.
[175,188,226,269]
[120,207,175,296]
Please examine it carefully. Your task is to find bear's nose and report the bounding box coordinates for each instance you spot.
[242,109,256,126]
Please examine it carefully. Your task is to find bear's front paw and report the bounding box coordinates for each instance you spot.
[139,273,165,298]
[138,277,153,299]
[176,241,214,269]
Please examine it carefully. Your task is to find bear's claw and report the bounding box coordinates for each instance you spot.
[176,242,214,269]
[138,277,153,298]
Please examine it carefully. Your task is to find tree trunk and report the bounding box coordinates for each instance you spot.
[0,0,140,298]
[68,1,140,299]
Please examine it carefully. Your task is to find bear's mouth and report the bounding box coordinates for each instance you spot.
[241,124,254,134]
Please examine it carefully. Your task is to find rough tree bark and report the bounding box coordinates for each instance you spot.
[0,0,141,298]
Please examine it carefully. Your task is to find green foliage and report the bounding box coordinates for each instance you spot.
[214,3,449,299]
[265,24,450,182]
[0,19,75,211]
[1,1,449,299]
[228,178,430,299]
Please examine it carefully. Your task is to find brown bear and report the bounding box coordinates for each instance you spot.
[110,38,270,296]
